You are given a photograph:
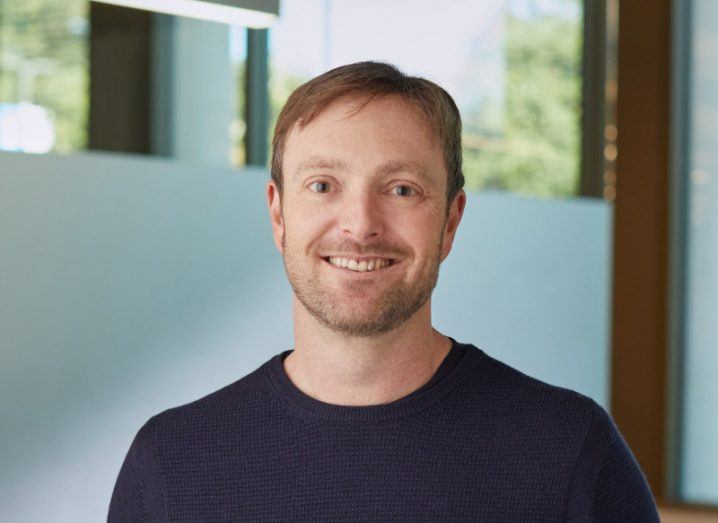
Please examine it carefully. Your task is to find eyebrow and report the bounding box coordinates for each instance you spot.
[295,156,349,176]
[295,156,436,186]
[374,161,435,186]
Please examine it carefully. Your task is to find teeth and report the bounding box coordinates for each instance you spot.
[327,257,393,272]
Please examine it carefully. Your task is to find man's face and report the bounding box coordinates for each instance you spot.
[267,94,465,337]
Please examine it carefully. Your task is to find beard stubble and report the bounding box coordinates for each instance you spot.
[281,228,445,337]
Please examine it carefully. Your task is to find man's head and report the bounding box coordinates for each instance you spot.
[271,61,465,209]
[267,61,466,337]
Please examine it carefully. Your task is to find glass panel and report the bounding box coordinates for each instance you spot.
[0,1,246,166]
[269,0,583,198]
[434,191,612,406]
[680,0,718,505]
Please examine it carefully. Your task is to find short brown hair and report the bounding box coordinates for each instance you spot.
[270,61,464,208]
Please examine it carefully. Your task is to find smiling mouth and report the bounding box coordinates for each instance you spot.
[322,256,398,273]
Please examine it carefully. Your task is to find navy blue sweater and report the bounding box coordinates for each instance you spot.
[108,340,659,521]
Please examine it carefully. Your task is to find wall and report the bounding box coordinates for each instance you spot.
[681,0,718,504]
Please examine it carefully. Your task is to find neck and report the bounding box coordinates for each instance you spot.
[283,297,452,406]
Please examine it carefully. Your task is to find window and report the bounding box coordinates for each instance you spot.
[1,0,587,196]
[268,0,583,198]
[0,1,246,166]
[0,0,88,153]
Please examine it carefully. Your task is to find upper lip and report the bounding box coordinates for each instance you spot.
[322,255,397,261]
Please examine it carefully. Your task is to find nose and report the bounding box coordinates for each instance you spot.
[339,189,384,242]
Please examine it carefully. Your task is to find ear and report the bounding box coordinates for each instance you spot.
[267,181,284,254]
[440,190,466,262]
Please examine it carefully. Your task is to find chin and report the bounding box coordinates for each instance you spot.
[324,319,399,338]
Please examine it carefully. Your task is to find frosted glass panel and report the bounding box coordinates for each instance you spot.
[680,0,718,504]
[0,151,611,521]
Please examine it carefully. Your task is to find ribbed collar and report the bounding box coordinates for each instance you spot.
[264,338,485,423]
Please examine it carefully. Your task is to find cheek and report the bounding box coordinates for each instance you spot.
[392,213,443,256]
[283,205,332,250]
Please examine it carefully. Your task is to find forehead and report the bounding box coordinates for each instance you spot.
[282,95,445,181]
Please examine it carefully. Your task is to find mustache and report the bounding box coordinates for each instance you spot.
[318,240,410,258]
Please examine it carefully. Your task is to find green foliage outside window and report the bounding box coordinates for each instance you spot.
[462,11,582,197]
[0,0,88,153]
[267,9,582,198]
[1,1,581,199]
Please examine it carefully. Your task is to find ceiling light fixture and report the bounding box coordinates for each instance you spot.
[91,0,279,28]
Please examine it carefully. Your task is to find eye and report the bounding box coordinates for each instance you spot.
[309,181,331,193]
[392,184,415,197]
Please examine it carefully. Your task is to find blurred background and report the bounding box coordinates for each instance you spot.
[0,0,715,521]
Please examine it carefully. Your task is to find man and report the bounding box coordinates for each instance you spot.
[109,62,659,521]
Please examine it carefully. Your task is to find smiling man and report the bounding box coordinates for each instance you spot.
[109,62,659,521]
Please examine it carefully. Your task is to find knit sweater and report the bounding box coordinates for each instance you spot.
[108,339,659,521]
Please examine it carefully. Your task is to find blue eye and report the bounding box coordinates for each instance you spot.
[310,181,331,193]
[393,185,414,196]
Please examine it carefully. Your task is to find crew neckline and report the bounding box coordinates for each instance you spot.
[264,338,484,422]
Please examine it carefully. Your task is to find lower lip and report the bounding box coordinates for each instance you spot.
[322,258,400,276]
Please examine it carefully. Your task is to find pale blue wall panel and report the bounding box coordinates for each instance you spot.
[434,191,612,405]
[680,0,718,504]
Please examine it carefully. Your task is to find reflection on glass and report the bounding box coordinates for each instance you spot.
[269,0,583,198]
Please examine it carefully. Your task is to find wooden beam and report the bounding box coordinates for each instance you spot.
[611,0,671,501]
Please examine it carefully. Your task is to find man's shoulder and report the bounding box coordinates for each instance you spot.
[461,344,604,431]
[149,354,277,432]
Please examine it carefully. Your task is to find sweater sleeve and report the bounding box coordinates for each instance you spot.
[566,400,660,522]
[108,416,166,522]
[588,404,660,522]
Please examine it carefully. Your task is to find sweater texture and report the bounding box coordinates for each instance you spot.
[108,339,659,521]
